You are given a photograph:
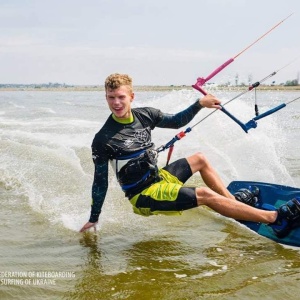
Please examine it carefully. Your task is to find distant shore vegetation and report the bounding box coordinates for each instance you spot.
[0,80,299,92]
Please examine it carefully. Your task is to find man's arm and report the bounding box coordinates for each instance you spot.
[79,159,109,232]
[156,94,221,129]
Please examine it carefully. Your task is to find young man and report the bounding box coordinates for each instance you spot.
[80,73,300,238]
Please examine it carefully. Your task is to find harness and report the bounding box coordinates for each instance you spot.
[111,149,160,197]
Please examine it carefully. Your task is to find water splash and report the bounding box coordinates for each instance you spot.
[0,89,298,231]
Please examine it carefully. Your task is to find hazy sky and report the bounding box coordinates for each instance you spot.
[1,0,299,85]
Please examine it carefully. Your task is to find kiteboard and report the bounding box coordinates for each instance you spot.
[227,181,300,247]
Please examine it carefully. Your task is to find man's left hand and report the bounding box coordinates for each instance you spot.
[199,94,221,109]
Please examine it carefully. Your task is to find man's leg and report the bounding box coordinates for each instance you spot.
[195,186,278,224]
[185,152,300,235]
[186,152,235,200]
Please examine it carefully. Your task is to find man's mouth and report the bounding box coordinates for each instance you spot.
[113,107,123,112]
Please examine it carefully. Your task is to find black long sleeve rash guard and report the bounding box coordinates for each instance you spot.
[89,100,203,223]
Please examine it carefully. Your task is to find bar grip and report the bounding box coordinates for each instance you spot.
[253,103,286,121]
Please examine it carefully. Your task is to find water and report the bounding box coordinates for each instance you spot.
[0,89,300,300]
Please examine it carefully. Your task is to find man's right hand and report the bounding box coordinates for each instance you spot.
[79,221,98,232]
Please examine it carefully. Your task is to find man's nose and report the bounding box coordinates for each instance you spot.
[112,97,121,104]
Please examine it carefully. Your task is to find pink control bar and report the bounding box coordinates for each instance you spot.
[192,13,293,95]
[192,58,234,95]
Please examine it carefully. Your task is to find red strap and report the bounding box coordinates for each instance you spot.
[166,145,174,166]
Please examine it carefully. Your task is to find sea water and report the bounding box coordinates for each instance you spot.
[0,89,300,299]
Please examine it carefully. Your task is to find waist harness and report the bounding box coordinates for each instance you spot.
[117,149,160,197]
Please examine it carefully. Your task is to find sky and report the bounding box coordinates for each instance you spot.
[1,0,300,86]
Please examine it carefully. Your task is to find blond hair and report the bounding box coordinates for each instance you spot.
[104,73,133,93]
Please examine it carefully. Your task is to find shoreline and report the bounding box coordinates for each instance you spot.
[0,85,300,92]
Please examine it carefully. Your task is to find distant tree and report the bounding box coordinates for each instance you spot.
[284,79,298,86]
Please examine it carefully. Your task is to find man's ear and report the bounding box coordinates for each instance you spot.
[130,92,135,102]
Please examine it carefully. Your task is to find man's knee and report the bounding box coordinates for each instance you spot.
[187,152,209,171]
[195,186,216,205]
[193,152,208,163]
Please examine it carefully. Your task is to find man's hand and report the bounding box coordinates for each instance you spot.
[199,94,221,109]
[79,221,98,232]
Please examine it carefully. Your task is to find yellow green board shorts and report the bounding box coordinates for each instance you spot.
[129,158,197,216]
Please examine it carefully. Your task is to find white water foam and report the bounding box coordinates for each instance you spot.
[0,89,297,232]
[149,89,293,185]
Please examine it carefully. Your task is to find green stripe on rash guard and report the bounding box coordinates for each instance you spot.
[112,113,134,124]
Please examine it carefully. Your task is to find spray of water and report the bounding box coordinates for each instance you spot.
[0,90,296,231]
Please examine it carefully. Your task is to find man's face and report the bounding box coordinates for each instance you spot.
[106,85,134,119]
